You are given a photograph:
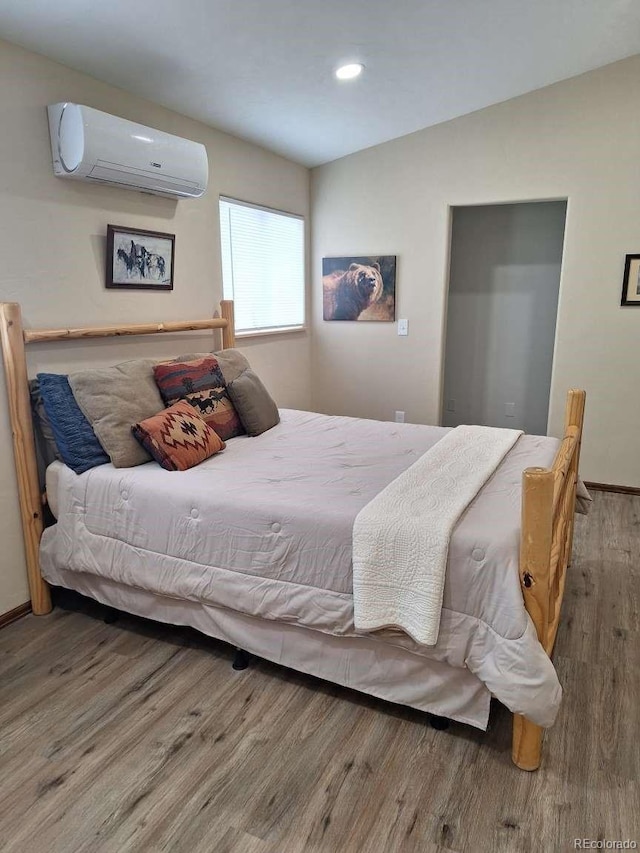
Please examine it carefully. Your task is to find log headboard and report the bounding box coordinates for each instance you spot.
[0,299,236,616]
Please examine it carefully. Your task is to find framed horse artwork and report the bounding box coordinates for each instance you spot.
[106,224,175,291]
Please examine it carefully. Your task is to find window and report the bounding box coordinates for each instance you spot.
[219,197,305,335]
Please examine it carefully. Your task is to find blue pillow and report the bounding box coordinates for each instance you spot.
[37,373,110,474]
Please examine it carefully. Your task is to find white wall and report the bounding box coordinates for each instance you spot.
[0,38,310,614]
[443,202,565,435]
[311,54,640,488]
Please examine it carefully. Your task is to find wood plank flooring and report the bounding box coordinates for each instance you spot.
[1,491,638,852]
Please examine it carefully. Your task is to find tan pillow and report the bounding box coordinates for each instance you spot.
[69,359,165,468]
[227,368,280,436]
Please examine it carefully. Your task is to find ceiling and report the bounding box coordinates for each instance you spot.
[0,0,639,167]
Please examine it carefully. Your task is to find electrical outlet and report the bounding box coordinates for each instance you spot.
[397,319,408,336]
[395,410,405,423]
[505,402,515,417]
[446,399,456,413]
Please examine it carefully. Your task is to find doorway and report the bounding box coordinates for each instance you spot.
[442,201,567,434]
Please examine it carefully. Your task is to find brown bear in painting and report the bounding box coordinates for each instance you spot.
[323,263,384,321]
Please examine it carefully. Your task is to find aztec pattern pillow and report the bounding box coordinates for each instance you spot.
[131,401,226,471]
[37,373,110,475]
[153,356,244,441]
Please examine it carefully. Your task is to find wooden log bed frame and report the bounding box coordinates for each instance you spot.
[0,299,585,772]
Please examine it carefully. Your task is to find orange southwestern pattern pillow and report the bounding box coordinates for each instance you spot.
[131,401,225,471]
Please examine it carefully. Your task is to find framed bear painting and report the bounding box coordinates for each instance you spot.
[322,255,396,321]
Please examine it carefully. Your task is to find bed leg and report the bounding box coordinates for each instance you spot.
[512,713,543,771]
[232,648,250,671]
[428,714,450,731]
[103,607,119,625]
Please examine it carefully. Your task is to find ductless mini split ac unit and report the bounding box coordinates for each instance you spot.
[47,103,208,199]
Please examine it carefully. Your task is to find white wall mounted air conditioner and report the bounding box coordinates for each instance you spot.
[47,103,208,199]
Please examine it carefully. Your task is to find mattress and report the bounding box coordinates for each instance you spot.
[42,408,563,727]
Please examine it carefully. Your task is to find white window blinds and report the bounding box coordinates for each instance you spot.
[219,197,305,335]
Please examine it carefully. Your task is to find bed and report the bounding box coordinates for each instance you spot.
[0,299,586,771]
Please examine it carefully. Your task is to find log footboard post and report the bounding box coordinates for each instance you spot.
[512,714,543,772]
[513,389,585,770]
[564,390,586,566]
[513,466,554,770]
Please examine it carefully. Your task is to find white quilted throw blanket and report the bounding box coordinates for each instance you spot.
[353,425,523,646]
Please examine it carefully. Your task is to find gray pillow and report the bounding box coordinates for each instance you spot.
[227,368,280,437]
[30,378,61,490]
[68,359,164,468]
[29,378,61,467]
[215,348,251,384]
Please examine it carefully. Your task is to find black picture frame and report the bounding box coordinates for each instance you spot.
[106,224,175,291]
[620,254,640,306]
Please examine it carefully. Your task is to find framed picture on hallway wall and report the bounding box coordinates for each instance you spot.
[620,254,640,306]
[322,255,396,321]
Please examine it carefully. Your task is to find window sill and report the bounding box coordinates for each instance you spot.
[234,325,307,340]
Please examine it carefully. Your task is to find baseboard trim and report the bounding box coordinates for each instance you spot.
[0,601,32,630]
[584,481,640,496]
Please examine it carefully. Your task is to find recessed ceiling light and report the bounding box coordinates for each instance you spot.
[335,63,364,81]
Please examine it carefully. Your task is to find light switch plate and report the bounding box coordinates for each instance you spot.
[397,319,408,336]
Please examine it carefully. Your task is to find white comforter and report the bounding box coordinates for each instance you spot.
[41,409,563,727]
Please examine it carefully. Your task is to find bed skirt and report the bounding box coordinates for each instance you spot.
[42,564,492,729]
